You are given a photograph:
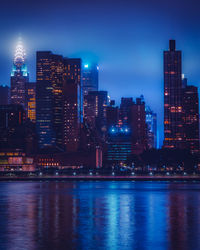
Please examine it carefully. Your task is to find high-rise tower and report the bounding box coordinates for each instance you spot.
[82,63,98,96]
[36,51,82,151]
[163,40,184,149]
[10,38,29,110]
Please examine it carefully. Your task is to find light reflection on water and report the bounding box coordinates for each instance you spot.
[0,181,200,249]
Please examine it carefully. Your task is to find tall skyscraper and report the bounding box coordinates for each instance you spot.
[63,58,82,152]
[36,51,81,151]
[182,85,199,153]
[82,63,98,96]
[11,39,29,110]
[163,40,184,149]
[36,51,62,149]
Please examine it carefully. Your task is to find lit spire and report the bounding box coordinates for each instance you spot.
[14,37,26,67]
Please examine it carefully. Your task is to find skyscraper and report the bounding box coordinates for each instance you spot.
[82,63,98,96]
[36,51,62,149]
[63,58,82,152]
[163,40,184,149]
[36,51,81,151]
[10,39,29,110]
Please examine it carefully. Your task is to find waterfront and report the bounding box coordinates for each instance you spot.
[0,181,200,250]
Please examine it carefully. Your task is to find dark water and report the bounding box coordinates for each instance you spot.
[0,181,200,250]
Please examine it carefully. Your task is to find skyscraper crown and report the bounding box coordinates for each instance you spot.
[14,38,26,67]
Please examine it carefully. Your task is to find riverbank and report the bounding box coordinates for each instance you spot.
[1,175,200,181]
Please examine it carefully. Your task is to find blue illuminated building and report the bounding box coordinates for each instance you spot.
[10,39,29,111]
[106,126,132,162]
[82,63,99,96]
[146,106,157,149]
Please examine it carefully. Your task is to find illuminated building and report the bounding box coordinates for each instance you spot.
[163,40,184,149]
[130,98,147,154]
[36,51,64,149]
[36,51,82,151]
[10,39,29,111]
[0,151,35,171]
[182,85,199,153]
[146,106,157,149]
[106,126,132,162]
[83,91,108,136]
[63,58,82,152]
[0,85,10,105]
[82,63,98,96]
[26,82,36,122]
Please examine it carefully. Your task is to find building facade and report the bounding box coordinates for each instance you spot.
[36,51,82,151]
[163,40,184,149]
[26,82,36,122]
[63,58,82,152]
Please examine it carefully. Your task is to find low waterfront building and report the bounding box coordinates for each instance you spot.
[0,151,35,171]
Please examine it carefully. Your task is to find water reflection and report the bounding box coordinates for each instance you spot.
[0,181,200,249]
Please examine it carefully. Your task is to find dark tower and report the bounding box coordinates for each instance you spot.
[163,40,184,149]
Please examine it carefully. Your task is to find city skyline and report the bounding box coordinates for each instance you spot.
[1,37,199,147]
[1,0,200,146]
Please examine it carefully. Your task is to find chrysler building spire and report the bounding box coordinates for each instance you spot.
[14,38,26,68]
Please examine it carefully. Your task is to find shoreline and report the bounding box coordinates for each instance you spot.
[0,175,200,181]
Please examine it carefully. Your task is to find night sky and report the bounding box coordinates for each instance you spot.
[1,0,200,146]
